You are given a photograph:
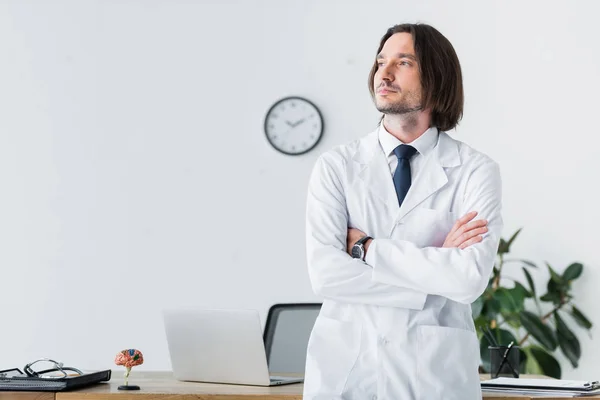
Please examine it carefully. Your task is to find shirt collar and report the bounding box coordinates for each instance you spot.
[378,123,439,158]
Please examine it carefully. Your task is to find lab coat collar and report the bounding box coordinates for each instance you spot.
[353,127,460,168]
[352,127,461,221]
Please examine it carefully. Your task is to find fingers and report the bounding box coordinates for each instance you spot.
[444,211,489,249]
[458,210,478,224]
[448,211,478,237]
[459,235,484,249]
[457,226,488,245]
[455,218,488,237]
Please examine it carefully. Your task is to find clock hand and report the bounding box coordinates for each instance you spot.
[285,120,294,127]
[292,118,306,127]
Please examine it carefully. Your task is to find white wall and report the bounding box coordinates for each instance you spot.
[1,0,599,380]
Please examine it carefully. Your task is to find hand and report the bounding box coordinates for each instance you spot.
[443,211,488,249]
[347,228,371,256]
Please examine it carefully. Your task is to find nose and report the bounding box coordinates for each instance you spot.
[380,64,394,83]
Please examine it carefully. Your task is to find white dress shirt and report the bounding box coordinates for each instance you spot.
[377,123,439,181]
[364,124,440,266]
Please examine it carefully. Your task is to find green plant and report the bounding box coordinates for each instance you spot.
[473,228,593,379]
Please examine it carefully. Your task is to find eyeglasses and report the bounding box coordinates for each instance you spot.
[23,358,83,379]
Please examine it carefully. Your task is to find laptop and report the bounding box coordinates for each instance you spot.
[163,308,304,386]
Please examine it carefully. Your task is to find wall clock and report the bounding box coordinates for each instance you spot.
[264,96,324,155]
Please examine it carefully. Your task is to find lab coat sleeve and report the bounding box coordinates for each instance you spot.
[306,153,426,308]
[369,159,503,304]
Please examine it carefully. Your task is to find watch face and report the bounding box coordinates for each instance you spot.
[351,244,363,259]
[264,96,324,155]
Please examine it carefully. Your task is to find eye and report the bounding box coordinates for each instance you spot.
[377,62,385,68]
[399,61,411,66]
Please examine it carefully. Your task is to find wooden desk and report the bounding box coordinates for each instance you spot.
[0,394,53,400]
[2,371,599,400]
[58,371,301,400]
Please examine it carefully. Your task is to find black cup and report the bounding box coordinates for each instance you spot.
[489,345,520,378]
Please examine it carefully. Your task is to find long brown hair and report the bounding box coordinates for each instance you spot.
[368,23,464,132]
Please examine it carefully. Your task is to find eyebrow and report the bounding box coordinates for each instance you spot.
[377,53,417,61]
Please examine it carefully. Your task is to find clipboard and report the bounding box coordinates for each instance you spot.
[481,377,600,393]
[0,369,111,391]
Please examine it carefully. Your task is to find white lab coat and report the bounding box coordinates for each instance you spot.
[304,129,503,400]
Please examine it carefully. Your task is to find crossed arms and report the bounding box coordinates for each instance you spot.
[306,154,503,306]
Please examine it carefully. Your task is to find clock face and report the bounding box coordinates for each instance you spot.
[264,96,324,155]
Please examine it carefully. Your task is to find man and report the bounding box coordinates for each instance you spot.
[304,23,502,399]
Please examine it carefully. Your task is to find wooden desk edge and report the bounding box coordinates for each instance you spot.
[44,371,600,400]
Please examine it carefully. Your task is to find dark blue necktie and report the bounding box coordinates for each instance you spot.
[392,144,417,207]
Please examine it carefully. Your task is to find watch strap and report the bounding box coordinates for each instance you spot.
[354,235,372,246]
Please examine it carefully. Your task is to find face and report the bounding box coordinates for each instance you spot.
[373,32,423,115]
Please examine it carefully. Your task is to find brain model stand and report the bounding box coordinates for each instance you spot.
[114,349,144,390]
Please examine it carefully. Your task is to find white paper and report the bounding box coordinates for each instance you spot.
[481,377,600,390]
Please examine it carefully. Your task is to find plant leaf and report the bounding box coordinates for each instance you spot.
[501,313,523,330]
[497,229,522,255]
[474,315,489,333]
[520,311,558,351]
[546,262,563,283]
[520,259,538,268]
[555,311,581,368]
[529,346,561,379]
[522,267,537,298]
[471,296,484,319]
[539,291,562,305]
[488,270,497,286]
[570,306,593,330]
[558,334,581,369]
[541,275,566,306]
[495,328,519,347]
[563,262,583,282]
[503,259,538,268]
[498,238,509,255]
[479,330,492,373]
[484,296,501,321]
[555,311,575,340]
[547,279,562,293]
[506,228,522,250]
[513,281,532,299]
[523,347,543,375]
[495,288,523,313]
[518,347,528,375]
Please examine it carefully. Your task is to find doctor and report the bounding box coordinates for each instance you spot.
[304,23,502,400]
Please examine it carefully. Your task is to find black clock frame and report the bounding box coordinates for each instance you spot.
[263,96,324,156]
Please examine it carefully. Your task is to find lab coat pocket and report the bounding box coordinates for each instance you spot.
[403,208,457,247]
[304,316,362,397]
[416,325,481,400]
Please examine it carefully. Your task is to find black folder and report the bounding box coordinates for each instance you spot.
[0,369,111,391]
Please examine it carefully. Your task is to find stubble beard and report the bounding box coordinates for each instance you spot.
[375,91,423,115]
[375,90,424,130]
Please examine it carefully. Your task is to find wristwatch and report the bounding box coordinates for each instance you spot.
[351,235,373,261]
